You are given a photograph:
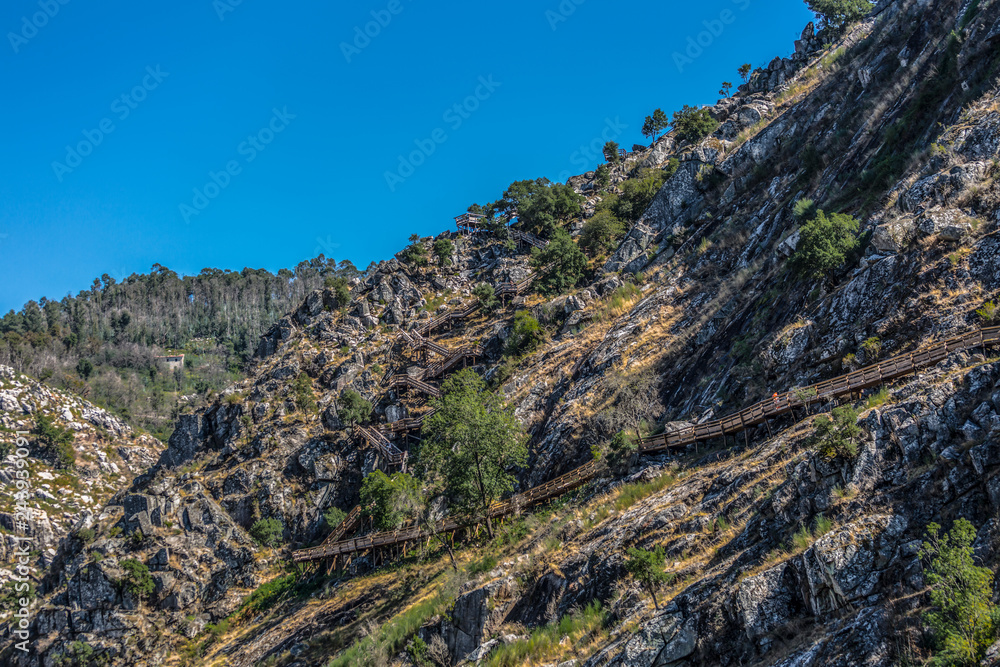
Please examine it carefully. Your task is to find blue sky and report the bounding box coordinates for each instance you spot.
[0,0,814,313]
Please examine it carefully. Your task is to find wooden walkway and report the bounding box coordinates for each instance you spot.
[294,325,1000,564]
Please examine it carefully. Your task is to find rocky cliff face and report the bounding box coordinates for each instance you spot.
[0,365,161,610]
[5,0,1000,665]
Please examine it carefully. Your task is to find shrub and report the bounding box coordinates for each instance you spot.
[506,311,544,357]
[33,413,76,469]
[338,389,372,426]
[790,210,860,280]
[359,470,420,531]
[738,63,752,82]
[861,336,882,362]
[641,108,669,143]
[580,210,625,257]
[804,0,873,31]
[432,238,454,267]
[607,431,638,473]
[402,235,429,266]
[292,372,316,414]
[119,558,154,601]
[594,163,610,188]
[323,506,347,531]
[976,300,997,324]
[75,358,94,380]
[531,230,588,295]
[610,168,669,223]
[865,387,890,410]
[323,276,351,308]
[792,198,816,220]
[249,518,284,547]
[811,406,861,460]
[473,283,500,314]
[672,105,719,143]
[920,519,1000,665]
[624,546,671,609]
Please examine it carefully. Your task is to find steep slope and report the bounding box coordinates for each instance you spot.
[4,0,1000,665]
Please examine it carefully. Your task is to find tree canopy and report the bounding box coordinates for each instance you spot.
[419,369,527,536]
[531,230,588,295]
[790,210,860,280]
[805,0,872,30]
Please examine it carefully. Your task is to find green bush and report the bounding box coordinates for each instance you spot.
[473,283,500,314]
[292,372,316,414]
[610,168,669,223]
[433,238,454,267]
[607,431,638,473]
[323,276,352,308]
[672,105,719,143]
[401,235,429,267]
[506,311,544,357]
[790,210,860,280]
[804,0,873,30]
[603,140,620,163]
[323,506,347,531]
[531,229,588,295]
[338,389,372,426]
[811,406,861,460]
[519,183,585,239]
[249,518,284,547]
[33,413,76,469]
[580,210,625,257]
[594,164,610,189]
[976,300,997,324]
[360,471,420,531]
[920,519,1000,666]
[119,558,154,601]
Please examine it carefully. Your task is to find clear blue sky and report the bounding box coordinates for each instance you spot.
[0,0,814,313]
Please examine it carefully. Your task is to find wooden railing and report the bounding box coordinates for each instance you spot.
[638,325,1000,453]
[511,229,548,250]
[294,326,1000,565]
[321,504,363,545]
[354,424,407,467]
[386,374,442,398]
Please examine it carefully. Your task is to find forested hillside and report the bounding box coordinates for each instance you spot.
[0,257,360,438]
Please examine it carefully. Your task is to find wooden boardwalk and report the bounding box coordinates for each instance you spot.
[293,325,1000,564]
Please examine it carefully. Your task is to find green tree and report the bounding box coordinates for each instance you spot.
[420,369,527,537]
[324,276,352,309]
[594,164,611,189]
[805,0,872,30]
[671,105,719,143]
[119,558,155,601]
[641,109,669,143]
[606,168,669,223]
[812,405,861,460]
[580,210,626,257]
[624,546,671,609]
[323,506,347,531]
[719,81,733,98]
[34,413,76,469]
[433,238,454,267]
[603,141,621,164]
[402,235,429,267]
[506,311,544,357]
[76,358,94,380]
[519,183,585,239]
[473,283,500,314]
[338,389,373,426]
[607,431,638,474]
[790,210,860,280]
[292,372,316,414]
[738,63,753,82]
[359,470,420,531]
[920,519,1000,666]
[249,518,284,547]
[531,229,588,295]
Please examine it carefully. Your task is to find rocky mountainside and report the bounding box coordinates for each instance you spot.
[4,0,1000,665]
[0,365,162,606]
